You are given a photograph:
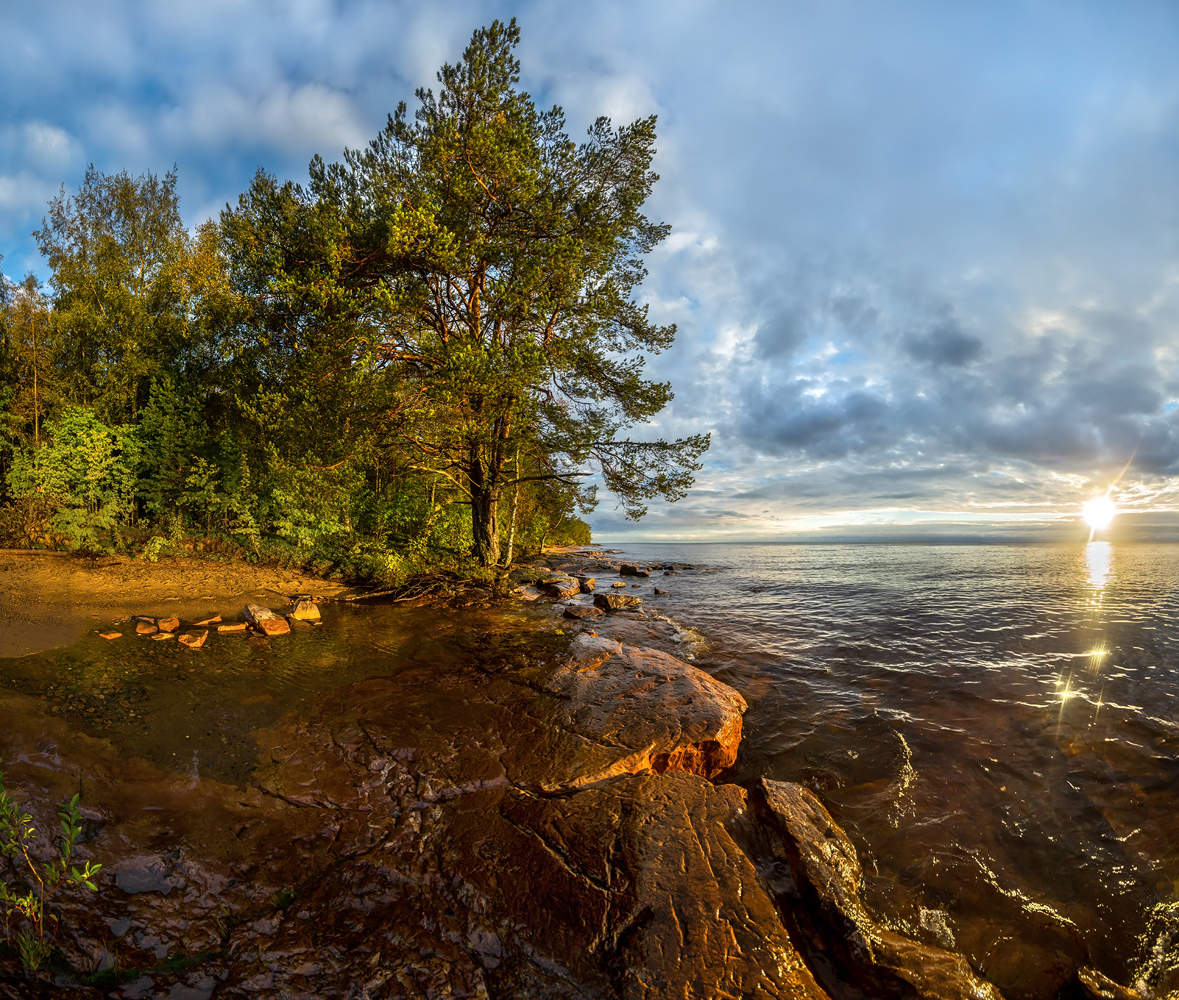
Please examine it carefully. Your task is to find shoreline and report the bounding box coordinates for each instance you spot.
[0,550,1150,998]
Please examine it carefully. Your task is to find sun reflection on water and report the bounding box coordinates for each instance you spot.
[1085,541,1112,591]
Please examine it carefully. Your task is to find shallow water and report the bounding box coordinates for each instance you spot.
[612,540,1179,994]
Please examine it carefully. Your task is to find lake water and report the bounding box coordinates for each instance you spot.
[608,540,1179,995]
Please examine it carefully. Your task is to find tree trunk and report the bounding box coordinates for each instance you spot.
[502,446,520,567]
[471,485,500,566]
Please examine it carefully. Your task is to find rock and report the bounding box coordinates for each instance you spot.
[177,630,208,649]
[563,605,604,621]
[1077,968,1146,1000]
[156,616,180,633]
[539,578,581,601]
[243,603,290,637]
[576,575,595,593]
[135,620,158,636]
[610,580,627,588]
[193,614,221,626]
[619,564,650,577]
[593,593,642,612]
[663,570,677,575]
[654,587,666,595]
[514,584,545,601]
[757,778,1004,1000]
[97,631,121,640]
[543,634,746,786]
[150,632,174,641]
[289,597,321,622]
[217,622,248,634]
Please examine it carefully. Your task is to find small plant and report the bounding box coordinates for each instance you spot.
[0,775,102,975]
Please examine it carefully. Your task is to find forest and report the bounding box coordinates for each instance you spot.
[0,21,707,584]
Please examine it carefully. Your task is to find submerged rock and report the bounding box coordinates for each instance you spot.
[244,602,291,637]
[178,630,208,649]
[757,778,1004,1000]
[217,622,248,634]
[98,631,121,640]
[563,604,603,621]
[593,592,642,612]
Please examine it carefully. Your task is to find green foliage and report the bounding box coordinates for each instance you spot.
[7,407,139,551]
[0,778,102,975]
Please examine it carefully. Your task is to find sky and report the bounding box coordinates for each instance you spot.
[2,1,1178,541]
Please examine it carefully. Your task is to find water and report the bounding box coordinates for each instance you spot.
[609,540,1179,994]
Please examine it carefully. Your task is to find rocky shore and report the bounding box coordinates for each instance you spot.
[0,549,1152,998]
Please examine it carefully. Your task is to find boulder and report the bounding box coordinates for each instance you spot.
[177,630,208,649]
[576,575,595,593]
[542,634,746,786]
[539,578,581,601]
[156,616,180,633]
[757,778,1004,1000]
[619,564,650,577]
[217,622,248,634]
[593,593,642,612]
[243,603,291,637]
[289,597,321,622]
[563,605,604,621]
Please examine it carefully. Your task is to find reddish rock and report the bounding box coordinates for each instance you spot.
[563,605,604,621]
[193,614,222,626]
[156,616,180,633]
[289,597,321,622]
[135,620,158,635]
[97,631,121,640]
[217,622,248,634]
[177,630,208,649]
[244,603,291,637]
[593,592,642,612]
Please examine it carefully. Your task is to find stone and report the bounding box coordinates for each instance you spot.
[514,584,545,601]
[576,575,595,593]
[563,605,603,621]
[217,622,248,634]
[610,580,627,588]
[98,631,121,640]
[654,587,666,595]
[177,630,208,649]
[150,632,173,641]
[243,603,290,637]
[135,620,158,636]
[539,578,581,600]
[593,592,642,612]
[156,616,180,633]
[289,597,321,622]
[1077,968,1146,1000]
[757,778,1004,1000]
[542,634,746,786]
[619,564,650,577]
[193,614,221,627]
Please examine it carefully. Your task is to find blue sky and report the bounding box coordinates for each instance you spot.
[3,1,1178,540]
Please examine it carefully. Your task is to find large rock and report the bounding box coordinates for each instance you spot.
[757,778,1005,1000]
[1076,968,1146,1000]
[563,604,604,621]
[539,577,581,600]
[593,592,642,612]
[576,575,595,593]
[619,564,650,577]
[244,602,291,637]
[541,634,746,787]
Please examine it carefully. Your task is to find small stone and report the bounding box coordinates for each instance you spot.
[217,622,249,634]
[151,632,174,641]
[156,617,180,633]
[244,603,291,637]
[135,620,158,635]
[611,581,628,589]
[193,614,222,626]
[98,631,122,640]
[654,588,666,595]
[177,630,208,649]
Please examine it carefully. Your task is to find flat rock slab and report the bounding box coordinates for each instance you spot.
[593,592,642,611]
[178,630,208,649]
[540,578,581,600]
[244,602,291,637]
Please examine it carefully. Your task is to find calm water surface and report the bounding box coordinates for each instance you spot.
[614,541,1179,993]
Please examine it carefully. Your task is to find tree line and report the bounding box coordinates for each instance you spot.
[0,20,706,580]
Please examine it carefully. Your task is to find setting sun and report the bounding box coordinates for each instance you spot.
[1082,495,1117,531]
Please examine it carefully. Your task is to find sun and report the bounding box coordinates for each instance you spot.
[1082,495,1117,531]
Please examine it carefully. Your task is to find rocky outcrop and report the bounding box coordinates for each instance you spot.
[244,602,290,637]
[619,564,649,577]
[757,778,1004,1000]
[541,634,746,787]
[593,592,642,612]
[576,575,595,592]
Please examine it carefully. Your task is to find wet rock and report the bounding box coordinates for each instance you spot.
[98,631,122,640]
[542,634,746,787]
[576,575,595,593]
[289,597,320,622]
[114,855,185,896]
[514,584,545,601]
[540,577,581,600]
[1076,968,1146,1000]
[593,592,642,612]
[654,587,666,595]
[619,564,649,577]
[610,580,628,588]
[150,632,174,641]
[244,602,291,637]
[193,614,221,626]
[757,778,1004,1000]
[135,620,158,635]
[563,605,604,621]
[156,616,180,633]
[217,622,248,634]
[178,630,208,649]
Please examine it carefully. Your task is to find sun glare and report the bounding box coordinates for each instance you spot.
[1082,495,1117,531]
